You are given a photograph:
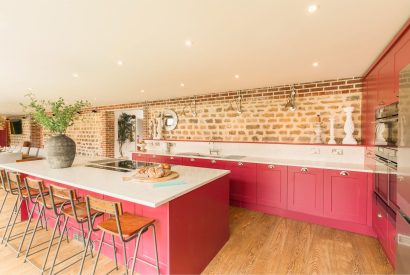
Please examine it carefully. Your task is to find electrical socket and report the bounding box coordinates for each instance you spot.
[331,149,343,155]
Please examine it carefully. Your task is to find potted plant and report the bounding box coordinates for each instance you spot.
[21,94,90,168]
[117,112,136,157]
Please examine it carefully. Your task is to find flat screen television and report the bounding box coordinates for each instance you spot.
[10,119,22,135]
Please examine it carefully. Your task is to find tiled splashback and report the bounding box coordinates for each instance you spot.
[144,140,365,164]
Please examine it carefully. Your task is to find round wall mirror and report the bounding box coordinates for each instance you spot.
[163,109,178,131]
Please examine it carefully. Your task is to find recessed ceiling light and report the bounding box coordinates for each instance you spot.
[140,89,145,93]
[234,74,240,79]
[312,62,319,67]
[72,73,79,78]
[185,40,193,47]
[117,60,123,66]
[307,4,319,13]
[180,83,185,87]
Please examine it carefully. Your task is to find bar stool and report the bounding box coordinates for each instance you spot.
[24,182,69,273]
[48,184,100,275]
[0,169,10,214]
[79,195,160,275]
[15,177,50,257]
[1,171,30,246]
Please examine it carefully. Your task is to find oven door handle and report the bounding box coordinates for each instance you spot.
[376,117,398,123]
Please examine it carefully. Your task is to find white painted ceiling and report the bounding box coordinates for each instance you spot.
[1,0,409,115]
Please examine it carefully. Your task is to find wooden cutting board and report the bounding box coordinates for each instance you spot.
[123,171,179,183]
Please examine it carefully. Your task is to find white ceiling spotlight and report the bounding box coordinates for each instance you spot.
[234,74,240,79]
[184,40,193,47]
[180,83,185,87]
[140,89,145,93]
[312,62,319,67]
[116,60,124,66]
[307,4,319,14]
[72,73,79,78]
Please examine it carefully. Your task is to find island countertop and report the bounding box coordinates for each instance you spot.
[0,159,230,207]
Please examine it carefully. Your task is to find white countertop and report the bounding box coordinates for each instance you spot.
[0,152,22,163]
[0,159,230,208]
[134,151,374,173]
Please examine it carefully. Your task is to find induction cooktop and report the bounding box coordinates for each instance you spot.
[86,159,156,172]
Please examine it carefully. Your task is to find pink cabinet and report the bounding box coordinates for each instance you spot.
[147,154,166,163]
[287,166,324,216]
[132,152,148,162]
[226,161,257,204]
[163,155,183,165]
[387,213,397,266]
[182,157,210,167]
[256,164,287,209]
[324,170,368,224]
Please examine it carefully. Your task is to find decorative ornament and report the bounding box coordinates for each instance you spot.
[328,116,336,144]
[342,106,357,145]
[314,114,323,144]
[375,122,388,145]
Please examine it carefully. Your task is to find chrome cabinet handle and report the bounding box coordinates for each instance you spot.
[340,171,349,176]
[211,160,216,164]
[238,162,244,166]
[152,155,156,158]
[268,165,274,169]
[190,158,195,162]
[301,167,309,173]
[170,157,174,160]
[377,212,382,218]
[398,176,405,182]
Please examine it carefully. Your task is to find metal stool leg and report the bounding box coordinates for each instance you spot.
[41,215,61,272]
[111,235,118,270]
[24,205,44,262]
[5,198,24,246]
[152,224,160,275]
[49,215,69,275]
[91,231,105,275]
[130,232,142,275]
[122,241,129,275]
[1,196,19,244]
[16,201,38,257]
[0,192,9,213]
[79,226,93,275]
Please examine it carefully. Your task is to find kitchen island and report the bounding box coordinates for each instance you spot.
[0,159,230,274]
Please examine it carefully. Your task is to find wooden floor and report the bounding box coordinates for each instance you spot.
[203,207,394,275]
[0,194,394,275]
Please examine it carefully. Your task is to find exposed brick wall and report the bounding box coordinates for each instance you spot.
[27,76,363,156]
[144,77,363,143]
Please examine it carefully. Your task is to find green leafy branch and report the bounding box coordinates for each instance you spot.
[20,93,90,135]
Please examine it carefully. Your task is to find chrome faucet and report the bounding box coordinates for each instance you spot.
[209,141,220,156]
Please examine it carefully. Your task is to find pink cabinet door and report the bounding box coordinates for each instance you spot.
[373,196,389,252]
[226,161,257,204]
[182,157,210,167]
[148,154,166,163]
[287,166,324,216]
[324,170,368,224]
[256,164,287,209]
[163,155,183,165]
[132,152,148,162]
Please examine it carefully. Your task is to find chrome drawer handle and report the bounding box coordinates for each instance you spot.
[211,160,216,164]
[238,162,244,166]
[340,171,349,176]
[190,158,195,162]
[268,165,274,169]
[377,212,382,218]
[170,157,174,160]
[152,155,156,158]
[301,167,309,173]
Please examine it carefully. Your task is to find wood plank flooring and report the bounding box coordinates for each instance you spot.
[203,207,394,274]
[0,194,394,274]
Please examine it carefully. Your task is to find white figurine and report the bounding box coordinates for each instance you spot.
[342,106,357,145]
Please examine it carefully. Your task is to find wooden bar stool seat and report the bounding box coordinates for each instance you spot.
[61,201,98,221]
[79,195,160,275]
[20,188,40,198]
[37,194,66,208]
[98,212,155,237]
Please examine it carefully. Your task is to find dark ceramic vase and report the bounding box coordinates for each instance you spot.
[45,134,76,168]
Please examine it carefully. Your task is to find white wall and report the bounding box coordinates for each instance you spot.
[114,109,144,158]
